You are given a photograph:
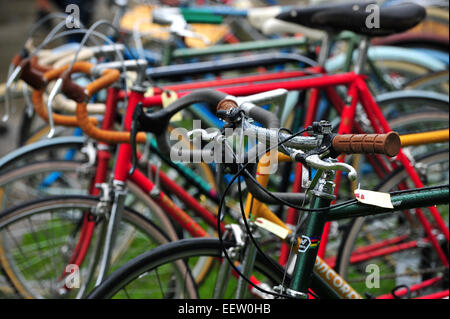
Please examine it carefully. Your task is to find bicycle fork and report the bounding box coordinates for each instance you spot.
[93,180,128,286]
[213,223,261,299]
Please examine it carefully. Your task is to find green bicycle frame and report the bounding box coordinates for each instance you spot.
[289,181,448,298]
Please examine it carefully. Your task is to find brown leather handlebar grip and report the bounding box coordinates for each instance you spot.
[11,54,52,90]
[44,61,91,104]
[30,56,52,73]
[18,58,47,90]
[31,61,99,127]
[75,68,148,144]
[332,132,401,157]
[11,54,22,67]
[61,70,87,103]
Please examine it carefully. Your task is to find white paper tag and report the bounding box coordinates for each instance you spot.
[255,218,290,240]
[162,90,182,122]
[144,87,154,97]
[354,189,394,209]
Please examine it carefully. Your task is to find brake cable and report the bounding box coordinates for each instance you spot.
[217,126,315,299]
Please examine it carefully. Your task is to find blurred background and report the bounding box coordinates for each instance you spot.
[0,0,306,155]
[0,0,113,155]
[0,0,448,157]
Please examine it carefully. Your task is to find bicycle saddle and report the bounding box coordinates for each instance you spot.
[274,1,426,37]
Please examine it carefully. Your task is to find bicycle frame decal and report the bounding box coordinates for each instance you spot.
[314,256,362,299]
[298,236,311,253]
[309,237,320,249]
[298,236,321,253]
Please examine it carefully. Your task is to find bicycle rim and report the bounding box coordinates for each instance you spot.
[87,238,288,299]
[0,195,172,299]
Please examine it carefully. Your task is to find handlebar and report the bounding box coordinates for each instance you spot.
[129,89,230,175]
[132,88,402,204]
[331,132,401,157]
[75,66,134,144]
[132,89,305,205]
[30,61,102,131]
[13,56,50,90]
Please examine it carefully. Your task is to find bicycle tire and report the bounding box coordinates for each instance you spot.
[0,195,186,299]
[0,136,87,173]
[376,90,449,118]
[87,237,291,299]
[0,160,179,240]
[405,70,449,95]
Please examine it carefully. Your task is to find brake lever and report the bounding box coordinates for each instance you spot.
[305,154,357,181]
[3,64,23,122]
[46,77,63,138]
[129,102,143,176]
[22,82,34,118]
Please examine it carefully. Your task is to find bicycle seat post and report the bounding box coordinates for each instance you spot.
[353,36,370,75]
[317,33,333,67]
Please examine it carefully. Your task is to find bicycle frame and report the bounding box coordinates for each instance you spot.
[96,76,449,297]
[1,2,448,299]
[136,65,449,261]
[60,58,447,290]
[62,87,229,289]
[11,19,448,295]
[238,150,448,299]
[303,183,449,299]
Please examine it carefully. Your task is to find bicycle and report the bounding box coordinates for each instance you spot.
[0,0,446,300]
[4,1,447,145]
[86,95,448,299]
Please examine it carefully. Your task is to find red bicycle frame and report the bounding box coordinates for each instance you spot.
[64,66,448,297]
[135,67,449,268]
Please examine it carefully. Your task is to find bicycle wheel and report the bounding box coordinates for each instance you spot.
[87,237,291,299]
[0,195,176,299]
[0,160,91,210]
[370,59,436,92]
[336,149,449,298]
[0,136,87,174]
[0,160,178,239]
[405,70,449,95]
[377,90,449,121]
